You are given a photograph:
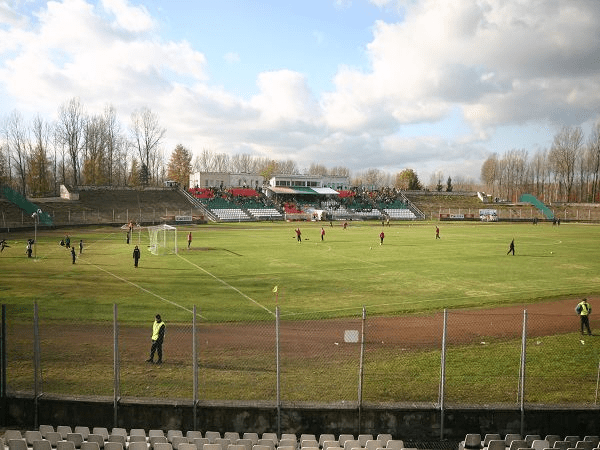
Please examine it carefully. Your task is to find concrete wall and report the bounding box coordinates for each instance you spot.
[3,395,600,442]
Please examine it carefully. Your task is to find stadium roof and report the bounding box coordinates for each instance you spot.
[269,186,339,195]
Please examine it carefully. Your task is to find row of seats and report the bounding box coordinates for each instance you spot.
[246,208,282,219]
[211,208,251,221]
[1,429,406,450]
[460,434,600,450]
[383,209,416,219]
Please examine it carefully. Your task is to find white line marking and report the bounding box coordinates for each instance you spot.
[177,253,274,316]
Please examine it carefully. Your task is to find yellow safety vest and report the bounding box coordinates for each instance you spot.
[579,303,590,316]
[152,321,165,340]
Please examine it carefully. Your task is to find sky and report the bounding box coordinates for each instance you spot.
[1,0,600,185]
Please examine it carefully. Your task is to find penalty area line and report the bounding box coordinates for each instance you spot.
[177,253,274,316]
[81,259,198,316]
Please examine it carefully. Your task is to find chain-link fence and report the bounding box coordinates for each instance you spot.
[2,304,600,407]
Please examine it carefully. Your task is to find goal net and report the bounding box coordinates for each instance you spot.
[147,224,178,255]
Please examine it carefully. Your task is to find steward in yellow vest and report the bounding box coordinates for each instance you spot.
[146,314,165,364]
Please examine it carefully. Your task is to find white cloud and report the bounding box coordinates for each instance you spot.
[2,0,600,183]
[101,0,155,33]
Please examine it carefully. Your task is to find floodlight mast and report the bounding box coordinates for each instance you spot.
[32,212,38,259]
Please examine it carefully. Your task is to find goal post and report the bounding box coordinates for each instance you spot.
[147,224,178,255]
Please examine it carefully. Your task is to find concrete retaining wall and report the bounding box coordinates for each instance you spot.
[3,395,600,442]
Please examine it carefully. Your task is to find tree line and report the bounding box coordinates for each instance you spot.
[10,96,585,200]
[481,124,600,203]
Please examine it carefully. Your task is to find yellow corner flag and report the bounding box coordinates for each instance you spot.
[272,286,278,293]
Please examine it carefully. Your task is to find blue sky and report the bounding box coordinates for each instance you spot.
[1,0,600,185]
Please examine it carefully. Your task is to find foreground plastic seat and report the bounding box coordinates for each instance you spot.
[66,434,84,449]
[206,434,222,445]
[88,434,106,449]
[57,441,77,450]
[359,436,374,448]
[376,436,392,447]
[9,439,28,450]
[485,440,505,450]
[154,443,173,450]
[129,443,149,450]
[33,440,53,450]
[223,434,239,444]
[80,442,100,450]
[531,440,549,450]
[187,432,203,443]
[262,434,278,446]
[75,428,90,441]
[386,440,404,450]
[338,437,354,450]
[555,442,571,450]
[104,443,124,450]
[26,431,44,446]
[40,426,55,439]
[235,439,253,450]
[168,432,184,444]
[93,429,110,441]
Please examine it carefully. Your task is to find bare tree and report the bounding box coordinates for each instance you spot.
[130,107,165,185]
[56,97,86,186]
[307,163,328,176]
[193,148,214,173]
[587,122,600,203]
[529,149,549,202]
[28,115,53,196]
[212,152,230,173]
[549,126,583,202]
[4,110,30,194]
[231,153,257,173]
[329,166,350,177]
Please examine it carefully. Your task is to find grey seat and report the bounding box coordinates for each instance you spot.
[554,442,571,450]
[261,435,278,447]
[57,428,73,441]
[256,440,274,450]
[193,438,210,450]
[531,440,549,450]
[154,443,173,450]
[5,431,24,441]
[46,432,63,448]
[130,437,148,444]
[93,430,110,441]
[545,438,560,448]
[40,426,55,439]
[206,434,222,445]
[150,432,165,439]
[26,431,44,446]
[186,433,203,443]
[280,436,296,444]
[484,436,502,448]
[179,445,197,450]
[575,442,594,450]
[485,440,505,450]
[80,443,100,450]
[236,439,253,450]
[583,439,599,447]
[565,439,580,448]
[150,437,168,449]
[386,441,404,450]
[66,434,84,449]
[168,432,184,444]
[505,435,523,448]
[87,434,105,449]
[376,436,392,447]
[223,434,239,444]
[57,441,77,450]
[129,443,149,450]
[33,440,53,450]
[358,436,374,448]
[526,437,542,447]
[108,435,127,447]
[9,439,29,450]
[104,443,124,450]
[365,440,383,450]
[172,437,189,450]
[74,429,90,441]
[508,440,527,450]
[130,431,147,439]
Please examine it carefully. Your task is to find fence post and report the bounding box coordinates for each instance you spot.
[1,305,5,426]
[519,309,527,435]
[276,306,281,436]
[193,305,198,430]
[439,309,448,440]
[113,304,119,427]
[33,301,41,429]
[358,306,366,433]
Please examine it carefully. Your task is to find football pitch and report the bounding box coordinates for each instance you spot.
[1,220,599,323]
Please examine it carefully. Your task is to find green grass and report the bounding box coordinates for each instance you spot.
[2,221,599,322]
[2,220,600,404]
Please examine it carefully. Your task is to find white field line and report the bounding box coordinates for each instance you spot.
[176,253,274,316]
